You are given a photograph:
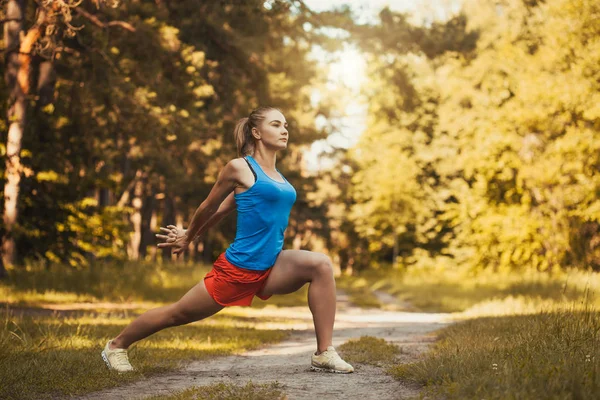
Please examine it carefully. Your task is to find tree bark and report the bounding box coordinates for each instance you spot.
[36,60,56,107]
[139,186,156,259]
[202,231,214,264]
[2,0,27,268]
[128,179,144,260]
[0,257,6,280]
[392,231,399,268]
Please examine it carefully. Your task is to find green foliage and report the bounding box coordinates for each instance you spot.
[346,0,600,271]
[1,1,348,267]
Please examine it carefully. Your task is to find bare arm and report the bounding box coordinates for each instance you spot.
[157,159,242,254]
[184,161,241,242]
[187,192,236,242]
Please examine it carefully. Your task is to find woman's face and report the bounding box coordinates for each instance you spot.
[253,109,288,150]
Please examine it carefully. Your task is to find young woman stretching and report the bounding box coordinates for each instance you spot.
[101,106,354,374]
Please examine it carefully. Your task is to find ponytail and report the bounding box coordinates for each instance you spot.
[234,117,254,157]
[233,106,280,158]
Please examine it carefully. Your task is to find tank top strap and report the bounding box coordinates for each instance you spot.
[243,156,257,182]
[246,155,283,183]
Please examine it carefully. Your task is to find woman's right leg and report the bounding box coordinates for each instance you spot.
[110,280,223,349]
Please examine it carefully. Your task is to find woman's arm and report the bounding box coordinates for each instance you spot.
[157,159,242,254]
[184,162,241,242]
[188,191,236,242]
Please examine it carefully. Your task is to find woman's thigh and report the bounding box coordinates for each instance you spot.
[257,249,331,297]
[172,280,224,322]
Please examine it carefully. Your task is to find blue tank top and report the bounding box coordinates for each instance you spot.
[224,155,297,270]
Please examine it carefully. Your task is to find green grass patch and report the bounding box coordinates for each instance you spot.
[390,306,600,399]
[1,260,212,305]
[0,306,288,400]
[146,381,286,400]
[0,260,311,309]
[348,266,600,314]
[336,277,382,308]
[338,336,401,367]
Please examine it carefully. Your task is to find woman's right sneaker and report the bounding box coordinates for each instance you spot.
[311,346,354,373]
[101,340,134,372]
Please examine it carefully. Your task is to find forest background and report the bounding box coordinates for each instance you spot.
[0,0,598,278]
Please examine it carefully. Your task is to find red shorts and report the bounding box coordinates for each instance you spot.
[204,252,273,306]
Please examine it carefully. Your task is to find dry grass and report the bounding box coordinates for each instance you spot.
[0,259,308,400]
[391,305,600,399]
[0,305,288,400]
[338,336,401,367]
[356,265,600,399]
[145,382,286,400]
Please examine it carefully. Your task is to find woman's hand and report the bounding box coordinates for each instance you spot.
[156,225,190,256]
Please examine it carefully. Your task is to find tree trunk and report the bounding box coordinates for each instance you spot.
[2,0,27,268]
[392,231,399,268]
[128,179,144,260]
[139,186,156,259]
[36,60,56,107]
[0,257,7,280]
[202,231,214,264]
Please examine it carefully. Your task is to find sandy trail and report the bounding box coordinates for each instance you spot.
[76,292,453,400]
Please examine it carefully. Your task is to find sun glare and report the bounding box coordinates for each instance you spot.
[301,0,462,173]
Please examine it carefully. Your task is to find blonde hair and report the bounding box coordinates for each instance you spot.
[233,106,280,157]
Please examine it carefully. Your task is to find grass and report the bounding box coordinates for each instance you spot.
[7,256,600,399]
[0,305,288,400]
[352,264,600,399]
[390,305,600,399]
[0,259,310,309]
[336,277,382,308]
[145,381,286,400]
[348,265,600,314]
[334,268,600,398]
[0,259,211,306]
[0,259,309,400]
[338,336,401,367]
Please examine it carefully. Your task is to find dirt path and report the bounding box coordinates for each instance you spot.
[76,292,453,400]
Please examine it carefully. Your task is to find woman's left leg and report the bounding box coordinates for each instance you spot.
[257,249,336,353]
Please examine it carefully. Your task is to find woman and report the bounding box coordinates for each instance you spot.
[101,106,353,374]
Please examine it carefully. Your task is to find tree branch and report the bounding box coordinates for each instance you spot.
[75,8,136,32]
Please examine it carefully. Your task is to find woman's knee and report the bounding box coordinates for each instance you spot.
[313,254,334,280]
[167,304,194,327]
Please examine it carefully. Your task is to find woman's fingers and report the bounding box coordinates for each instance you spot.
[156,234,177,242]
[156,226,188,254]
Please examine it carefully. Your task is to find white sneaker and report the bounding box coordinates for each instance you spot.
[101,340,134,372]
[311,346,354,374]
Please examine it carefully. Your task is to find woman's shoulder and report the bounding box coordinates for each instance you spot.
[223,157,255,185]
[227,156,249,168]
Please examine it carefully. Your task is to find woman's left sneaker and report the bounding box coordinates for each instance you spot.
[101,340,134,372]
[311,346,354,373]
